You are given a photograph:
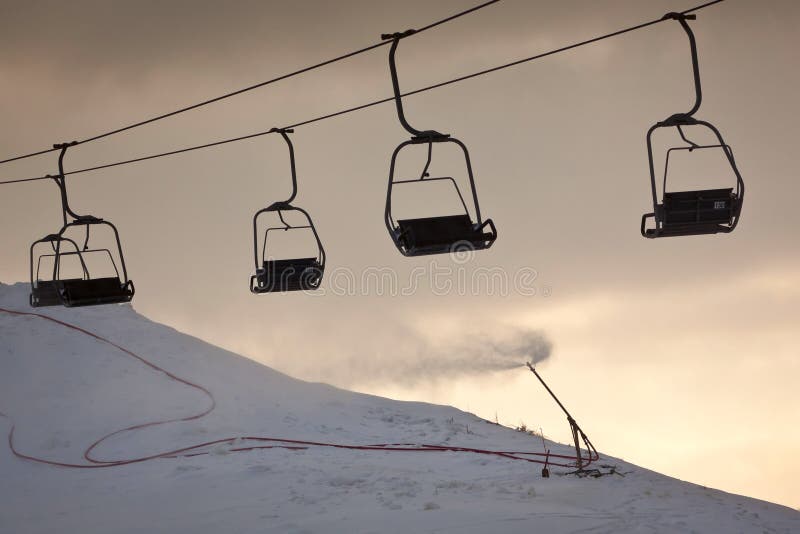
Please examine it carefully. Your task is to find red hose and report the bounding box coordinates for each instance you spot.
[0,306,598,470]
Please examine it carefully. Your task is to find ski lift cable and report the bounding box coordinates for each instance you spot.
[0,0,725,187]
[0,0,503,167]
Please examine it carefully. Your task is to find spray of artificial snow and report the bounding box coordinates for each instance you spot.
[352,327,553,386]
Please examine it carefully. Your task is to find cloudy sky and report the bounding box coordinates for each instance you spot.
[1,0,798,508]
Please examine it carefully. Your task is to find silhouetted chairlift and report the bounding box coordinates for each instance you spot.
[641,13,744,238]
[29,142,135,307]
[382,30,497,256]
[250,129,325,294]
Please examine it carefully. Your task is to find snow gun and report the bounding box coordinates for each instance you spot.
[526,362,597,473]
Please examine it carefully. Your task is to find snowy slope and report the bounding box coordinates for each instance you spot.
[0,282,797,534]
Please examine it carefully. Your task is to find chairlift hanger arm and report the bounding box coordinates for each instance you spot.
[381,31,448,140]
[662,12,702,119]
[267,128,299,205]
[48,142,102,225]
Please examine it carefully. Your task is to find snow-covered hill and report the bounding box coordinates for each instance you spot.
[0,282,797,534]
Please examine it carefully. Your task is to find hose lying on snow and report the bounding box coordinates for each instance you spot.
[0,306,598,470]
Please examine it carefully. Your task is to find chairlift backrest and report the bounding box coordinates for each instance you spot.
[388,175,471,221]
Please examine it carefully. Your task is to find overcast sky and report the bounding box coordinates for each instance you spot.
[1,0,798,509]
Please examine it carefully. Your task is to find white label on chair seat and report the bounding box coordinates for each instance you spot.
[714,201,726,209]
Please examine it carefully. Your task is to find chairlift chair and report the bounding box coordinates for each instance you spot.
[29,142,135,308]
[641,13,744,238]
[250,129,326,294]
[382,30,497,256]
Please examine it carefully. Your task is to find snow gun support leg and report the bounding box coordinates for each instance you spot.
[526,362,598,474]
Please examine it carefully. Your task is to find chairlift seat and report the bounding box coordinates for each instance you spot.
[253,258,323,293]
[60,277,134,307]
[30,279,77,307]
[663,188,737,224]
[395,214,496,256]
[644,188,739,237]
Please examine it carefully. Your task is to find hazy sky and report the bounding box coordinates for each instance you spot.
[1,0,798,509]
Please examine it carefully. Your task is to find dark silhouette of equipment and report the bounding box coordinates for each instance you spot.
[29,143,135,308]
[250,129,325,293]
[641,12,744,238]
[526,362,596,473]
[382,30,497,256]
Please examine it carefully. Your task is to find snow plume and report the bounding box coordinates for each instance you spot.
[418,328,553,377]
[326,325,553,387]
